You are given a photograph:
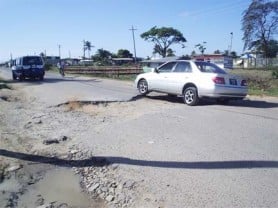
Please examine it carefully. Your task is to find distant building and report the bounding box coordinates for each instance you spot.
[62,58,80,65]
[111,58,133,65]
[141,56,180,68]
[44,56,60,66]
[192,54,233,69]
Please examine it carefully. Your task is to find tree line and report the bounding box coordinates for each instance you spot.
[83,0,277,65]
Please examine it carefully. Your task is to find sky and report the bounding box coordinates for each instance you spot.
[0,0,253,62]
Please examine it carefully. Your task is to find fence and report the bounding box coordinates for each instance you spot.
[233,57,278,69]
[64,66,143,77]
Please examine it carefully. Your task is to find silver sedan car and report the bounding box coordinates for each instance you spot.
[135,60,248,106]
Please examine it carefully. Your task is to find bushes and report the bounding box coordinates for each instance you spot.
[272,68,278,79]
[231,68,278,96]
[44,63,52,71]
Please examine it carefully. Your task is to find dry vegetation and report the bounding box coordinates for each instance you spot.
[231,68,278,97]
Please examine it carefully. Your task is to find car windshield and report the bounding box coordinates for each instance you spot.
[194,61,226,74]
[23,57,43,65]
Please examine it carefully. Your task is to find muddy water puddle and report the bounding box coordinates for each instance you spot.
[18,167,101,208]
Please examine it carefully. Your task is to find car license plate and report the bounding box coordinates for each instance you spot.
[229,79,237,85]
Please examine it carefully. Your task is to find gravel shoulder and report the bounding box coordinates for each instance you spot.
[0,87,148,208]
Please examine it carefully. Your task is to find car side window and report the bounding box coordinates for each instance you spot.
[173,62,192,73]
[158,62,176,73]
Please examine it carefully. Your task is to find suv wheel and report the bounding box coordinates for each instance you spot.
[12,72,17,80]
[19,75,25,81]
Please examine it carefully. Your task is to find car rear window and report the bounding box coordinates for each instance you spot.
[23,57,43,65]
[194,61,226,74]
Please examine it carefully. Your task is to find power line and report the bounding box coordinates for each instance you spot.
[180,0,249,18]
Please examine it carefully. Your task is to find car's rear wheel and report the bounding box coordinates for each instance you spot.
[138,79,148,95]
[183,87,199,106]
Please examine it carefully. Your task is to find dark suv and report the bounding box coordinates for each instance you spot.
[12,56,45,80]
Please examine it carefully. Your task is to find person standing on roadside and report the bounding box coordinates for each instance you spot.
[57,60,65,77]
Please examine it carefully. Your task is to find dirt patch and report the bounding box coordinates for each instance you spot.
[61,96,175,121]
[0,88,171,208]
[0,89,106,208]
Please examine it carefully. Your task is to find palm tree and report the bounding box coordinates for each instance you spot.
[83,40,94,59]
[195,42,207,55]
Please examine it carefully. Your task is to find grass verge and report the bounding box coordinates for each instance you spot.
[231,68,278,97]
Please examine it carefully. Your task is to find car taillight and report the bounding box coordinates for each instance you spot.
[212,77,225,84]
[241,80,247,86]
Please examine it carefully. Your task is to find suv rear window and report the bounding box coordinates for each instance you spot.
[23,57,43,65]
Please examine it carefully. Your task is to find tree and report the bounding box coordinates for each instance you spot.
[250,39,278,58]
[83,40,94,59]
[166,48,175,57]
[230,51,238,58]
[39,52,46,57]
[92,48,113,65]
[141,26,186,57]
[195,42,207,55]
[214,50,221,54]
[191,50,196,56]
[117,49,133,58]
[267,39,278,58]
[242,0,278,58]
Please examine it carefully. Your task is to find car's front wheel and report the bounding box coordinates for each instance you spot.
[183,87,199,106]
[138,79,148,95]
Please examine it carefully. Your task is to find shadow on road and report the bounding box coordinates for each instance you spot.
[1,149,277,169]
[144,95,278,109]
[3,77,102,86]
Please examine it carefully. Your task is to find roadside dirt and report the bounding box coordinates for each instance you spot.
[0,85,177,208]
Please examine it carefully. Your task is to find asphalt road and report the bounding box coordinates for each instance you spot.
[1,67,278,207]
[0,67,137,106]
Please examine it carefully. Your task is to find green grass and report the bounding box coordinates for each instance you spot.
[231,68,278,97]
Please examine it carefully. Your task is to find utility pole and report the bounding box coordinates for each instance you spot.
[129,25,137,63]
[83,40,86,59]
[229,32,233,55]
[58,44,61,58]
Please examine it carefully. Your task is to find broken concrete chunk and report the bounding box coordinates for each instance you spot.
[7,164,22,172]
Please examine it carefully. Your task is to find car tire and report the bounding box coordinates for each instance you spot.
[19,75,24,81]
[183,87,199,106]
[39,76,44,81]
[12,72,17,80]
[138,79,149,95]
